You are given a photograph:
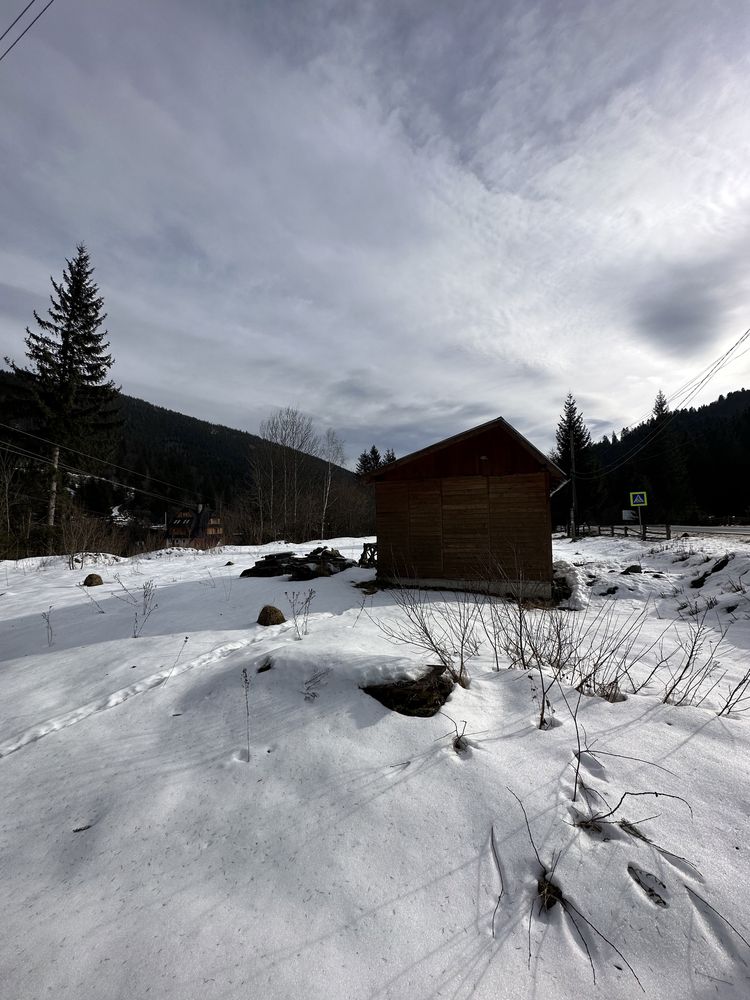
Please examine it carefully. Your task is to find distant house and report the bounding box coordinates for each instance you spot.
[368,417,565,598]
[166,505,222,549]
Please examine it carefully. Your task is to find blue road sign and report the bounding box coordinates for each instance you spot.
[629,491,648,507]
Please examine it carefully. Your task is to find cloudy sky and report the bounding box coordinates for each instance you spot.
[2,0,750,463]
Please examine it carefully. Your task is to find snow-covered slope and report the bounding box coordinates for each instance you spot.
[1,534,749,999]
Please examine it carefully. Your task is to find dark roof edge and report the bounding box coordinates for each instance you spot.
[367,416,565,481]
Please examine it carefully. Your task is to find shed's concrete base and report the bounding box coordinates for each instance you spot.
[375,576,552,600]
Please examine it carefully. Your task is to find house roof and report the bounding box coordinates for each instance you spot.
[367,416,566,483]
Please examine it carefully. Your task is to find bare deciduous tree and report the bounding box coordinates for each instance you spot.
[255,407,320,539]
[319,428,344,539]
[246,408,358,543]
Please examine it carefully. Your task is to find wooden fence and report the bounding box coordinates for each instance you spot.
[561,524,672,541]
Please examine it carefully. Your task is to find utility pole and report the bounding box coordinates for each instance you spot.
[569,435,578,540]
[47,445,60,528]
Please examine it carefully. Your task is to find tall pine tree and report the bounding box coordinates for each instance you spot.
[5,244,118,526]
[555,392,591,465]
[652,389,668,420]
[553,393,601,532]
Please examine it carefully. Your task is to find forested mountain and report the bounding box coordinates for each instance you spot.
[553,389,750,526]
[0,373,369,555]
[115,394,264,513]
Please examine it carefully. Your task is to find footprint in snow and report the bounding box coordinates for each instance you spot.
[575,750,607,778]
[628,864,669,907]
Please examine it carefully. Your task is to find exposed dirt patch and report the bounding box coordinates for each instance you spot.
[361,664,454,717]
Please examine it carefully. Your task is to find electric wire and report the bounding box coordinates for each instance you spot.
[0,0,56,64]
[0,440,201,510]
[0,419,212,498]
[0,438,197,508]
[0,0,37,44]
[577,325,750,481]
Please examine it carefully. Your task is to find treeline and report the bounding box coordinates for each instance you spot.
[551,389,750,527]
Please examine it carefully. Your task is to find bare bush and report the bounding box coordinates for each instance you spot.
[661,609,727,706]
[41,605,54,646]
[133,580,158,637]
[510,789,644,990]
[374,585,480,688]
[717,664,750,716]
[286,588,316,640]
[482,584,671,707]
[241,668,251,760]
[61,507,121,569]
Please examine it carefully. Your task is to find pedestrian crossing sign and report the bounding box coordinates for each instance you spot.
[629,491,648,507]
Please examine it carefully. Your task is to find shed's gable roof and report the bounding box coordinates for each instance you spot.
[368,416,565,482]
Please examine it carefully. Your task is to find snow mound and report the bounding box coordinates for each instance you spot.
[70,551,124,568]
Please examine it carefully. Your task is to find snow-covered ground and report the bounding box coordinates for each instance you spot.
[1,533,750,999]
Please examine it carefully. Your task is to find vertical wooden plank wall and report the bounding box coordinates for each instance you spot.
[377,471,551,584]
[442,478,489,578]
[488,472,551,581]
[408,480,442,577]
[375,483,410,577]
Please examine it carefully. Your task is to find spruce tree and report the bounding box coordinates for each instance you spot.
[5,244,118,526]
[555,393,591,469]
[356,445,383,477]
[652,389,669,420]
[355,451,371,477]
[553,393,598,533]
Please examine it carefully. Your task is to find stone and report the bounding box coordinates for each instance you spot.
[82,573,103,587]
[240,563,285,578]
[242,547,356,581]
[257,605,286,626]
[361,665,454,718]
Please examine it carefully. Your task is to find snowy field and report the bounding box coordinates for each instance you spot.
[1,533,750,1000]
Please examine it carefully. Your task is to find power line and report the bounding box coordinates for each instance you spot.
[577,325,750,481]
[613,326,748,442]
[1,438,197,510]
[0,419,209,498]
[0,0,57,65]
[0,440,200,510]
[0,0,37,44]
[1,438,196,508]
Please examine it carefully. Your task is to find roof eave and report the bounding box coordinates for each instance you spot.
[367,416,565,482]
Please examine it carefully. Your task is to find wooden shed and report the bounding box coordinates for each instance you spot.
[368,417,565,598]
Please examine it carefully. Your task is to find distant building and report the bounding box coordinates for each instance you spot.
[166,504,222,549]
[368,417,565,598]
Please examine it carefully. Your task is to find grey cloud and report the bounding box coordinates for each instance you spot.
[2,0,749,465]
[0,284,43,331]
[632,247,749,355]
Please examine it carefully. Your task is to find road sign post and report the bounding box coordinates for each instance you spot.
[629,491,648,540]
